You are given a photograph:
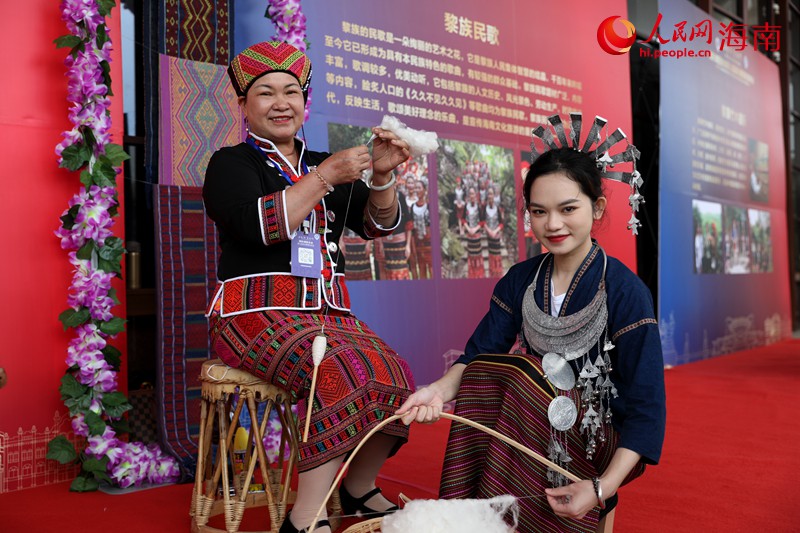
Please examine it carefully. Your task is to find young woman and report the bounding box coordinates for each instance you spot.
[464,187,485,278]
[410,180,432,279]
[398,146,666,533]
[483,185,505,278]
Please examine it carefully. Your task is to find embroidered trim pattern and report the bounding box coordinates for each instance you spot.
[259,190,290,245]
[561,246,599,313]
[612,318,658,341]
[208,273,353,317]
[491,294,513,315]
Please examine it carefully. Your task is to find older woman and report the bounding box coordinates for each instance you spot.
[204,41,415,533]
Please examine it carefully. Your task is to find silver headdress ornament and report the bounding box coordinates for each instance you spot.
[530,113,644,235]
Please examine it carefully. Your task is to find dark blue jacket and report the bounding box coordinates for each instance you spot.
[456,245,666,464]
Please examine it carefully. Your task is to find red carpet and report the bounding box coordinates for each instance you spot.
[1,339,797,532]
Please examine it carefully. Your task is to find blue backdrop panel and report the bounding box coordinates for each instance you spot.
[658,0,790,365]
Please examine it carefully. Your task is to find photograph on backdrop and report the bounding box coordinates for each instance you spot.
[520,151,544,259]
[327,122,432,280]
[747,208,773,274]
[437,139,517,279]
[692,199,724,274]
[722,204,751,274]
[747,138,769,203]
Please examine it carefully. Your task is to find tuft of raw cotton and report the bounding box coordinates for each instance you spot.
[381,495,518,533]
[378,115,439,157]
[311,335,327,365]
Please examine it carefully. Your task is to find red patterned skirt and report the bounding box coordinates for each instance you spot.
[488,237,504,278]
[466,235,485,278]
[209,308,414,471]
[412,235,432,279]
[440,354,644,533]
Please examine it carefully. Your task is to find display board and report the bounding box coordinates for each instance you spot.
[658,0,790,365]
[234,0,636,384]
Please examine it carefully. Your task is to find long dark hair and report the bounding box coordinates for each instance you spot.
[523,148,604,207]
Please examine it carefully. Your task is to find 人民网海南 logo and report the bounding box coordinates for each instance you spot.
[597,16,637,55]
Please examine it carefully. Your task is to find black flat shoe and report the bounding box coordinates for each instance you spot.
[339,485,399,518]
[279,512,331,533]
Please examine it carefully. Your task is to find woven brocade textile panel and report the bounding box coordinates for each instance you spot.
[155,185,218,473]
[159,54,241,187]
[164,0,231,65]
[143,0,233,184]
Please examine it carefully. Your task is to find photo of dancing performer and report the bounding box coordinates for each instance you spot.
[464,186,485,278]
[409,178,433,279]
[692,200,723,274]
[747,209,773,273]
[723,205,751,274]
[484,185,505,278]
[328,122,430,280]
[438,139,516,279]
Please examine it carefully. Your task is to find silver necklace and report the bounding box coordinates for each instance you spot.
[522,248,618,483]
[522,253,608,361]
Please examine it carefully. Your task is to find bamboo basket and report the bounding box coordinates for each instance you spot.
[341,517,383,533]
[311,413,581,533]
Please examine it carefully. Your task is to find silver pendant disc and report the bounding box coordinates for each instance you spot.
[542,352,575,391]
[548,396,578,431]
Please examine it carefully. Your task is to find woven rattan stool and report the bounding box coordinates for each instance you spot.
[190,359,301,533]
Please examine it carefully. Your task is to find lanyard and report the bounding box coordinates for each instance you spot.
[246,137,309,187]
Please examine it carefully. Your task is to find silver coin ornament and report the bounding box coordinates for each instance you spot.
[547,396,578,431]
[326,210,336,222]
[328,241,338,253]
[542,352,576,391]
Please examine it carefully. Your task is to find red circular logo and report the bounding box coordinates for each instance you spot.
[597,16,636,55]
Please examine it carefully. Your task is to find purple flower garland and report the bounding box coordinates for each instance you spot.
[49,0,179,491]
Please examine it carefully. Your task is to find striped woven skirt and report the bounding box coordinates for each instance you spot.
[209,308,414,471]
[380,237,410,280]
[440,354,644,533]
[342,236,372,280]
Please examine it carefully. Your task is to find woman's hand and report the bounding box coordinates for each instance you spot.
[547,447,640,518]
[316,146,371,187]
[395,364,465,425]
[370,127,410,176]
[544,479,598,520]
[396,386,445,425]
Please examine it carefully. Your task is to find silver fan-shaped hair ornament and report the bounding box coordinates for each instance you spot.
[530,113,644,235]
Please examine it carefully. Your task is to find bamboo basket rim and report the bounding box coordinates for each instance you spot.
[309,412,583,533]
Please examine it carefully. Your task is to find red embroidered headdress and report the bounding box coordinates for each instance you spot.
[228,41,312,98]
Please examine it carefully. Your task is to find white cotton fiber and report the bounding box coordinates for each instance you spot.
[380,495,518,533]
[311,334,327,365]
[378,115,439,157]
